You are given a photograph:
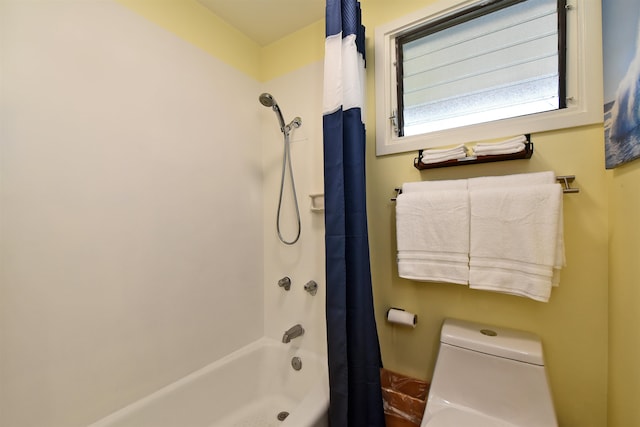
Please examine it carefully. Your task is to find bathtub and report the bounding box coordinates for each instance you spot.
[88,338,329,427]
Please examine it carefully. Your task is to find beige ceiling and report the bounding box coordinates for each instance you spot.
[197,0,325,46]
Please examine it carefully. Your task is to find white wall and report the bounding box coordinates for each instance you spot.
[0,2,263,426]
[261,61,327,356]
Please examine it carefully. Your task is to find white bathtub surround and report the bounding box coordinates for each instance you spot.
[261,60,328,357]
[1,0,329,425]
[1,2,262,426]
[88,338,328,427]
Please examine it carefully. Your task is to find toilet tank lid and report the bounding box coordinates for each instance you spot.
[440,318,545,365]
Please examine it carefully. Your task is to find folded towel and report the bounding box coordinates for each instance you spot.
[420,152,468,164]
[473,143,525,156]
[472,135,527,156]
[397,172,566,300]
[422,143,467,155]
[468,171,555,189]
[468,183,563,302]
[420,144,469,164]
[475,140,524,148]
[475,135,527,148]
[396,187,469,285]
[469,171,565,286]
[552,201,566,286]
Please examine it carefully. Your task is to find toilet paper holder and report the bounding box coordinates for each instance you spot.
[386,307,418,327]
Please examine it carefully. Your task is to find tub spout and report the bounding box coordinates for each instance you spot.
[282,324,304,343]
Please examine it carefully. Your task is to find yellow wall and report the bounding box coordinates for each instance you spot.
[369,129,609,427]
[114,0,261,80]
[109,0,640,425]
[361,2,608,425]
[1,2,266,425]
[260,20,326,82]
[608,161,640,427]
[115,0,324,82]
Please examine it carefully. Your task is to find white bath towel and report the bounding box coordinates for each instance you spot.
[551,199,566,286]
[396,186,469,285]
[468,183,563,302]
[469,171,565,285]
[468,171,555,189]
[402,178,468,193]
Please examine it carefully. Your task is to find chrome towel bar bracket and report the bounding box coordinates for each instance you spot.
[556,175,579,193]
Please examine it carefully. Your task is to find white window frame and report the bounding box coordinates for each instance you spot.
[374,0,603,156]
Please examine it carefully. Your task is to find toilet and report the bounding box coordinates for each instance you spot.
[420,318,557,427]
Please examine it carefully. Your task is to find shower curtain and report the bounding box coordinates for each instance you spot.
[322,0,385,425]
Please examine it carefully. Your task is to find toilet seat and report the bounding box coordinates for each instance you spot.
[423,409,516,427]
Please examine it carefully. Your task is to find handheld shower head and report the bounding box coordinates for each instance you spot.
[259,92,277,108]
[259,93,286,131]
[259,93,303,245]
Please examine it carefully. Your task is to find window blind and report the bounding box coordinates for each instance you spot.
[398,0,564,137]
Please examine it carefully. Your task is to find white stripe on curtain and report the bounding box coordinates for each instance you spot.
[322,32,366,121]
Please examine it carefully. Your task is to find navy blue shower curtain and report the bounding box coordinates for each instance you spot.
[322,1,385,425]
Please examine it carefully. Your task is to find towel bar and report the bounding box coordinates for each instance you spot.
[392,175,579,201]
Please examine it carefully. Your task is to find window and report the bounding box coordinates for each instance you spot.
[397,0,566,137]
[375,0,603,156]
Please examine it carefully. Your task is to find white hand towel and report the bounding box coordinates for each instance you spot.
[468,183,563,302]
[473,142,525,156]
[421,152,468,164]
[422,143,467,155]
[472,136,526,155]
[396,187,469,285]
[421,145,468,164]
[474,135,527,148]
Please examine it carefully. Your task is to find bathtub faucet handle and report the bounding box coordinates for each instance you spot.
[304,280,318,296]
[282,324,304,343]
[278,276,291,291]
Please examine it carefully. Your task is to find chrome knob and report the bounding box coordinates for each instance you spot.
[278,276,291,291]
[304,280,318,296]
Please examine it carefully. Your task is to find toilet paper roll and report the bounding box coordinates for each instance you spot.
[386,308,417,328]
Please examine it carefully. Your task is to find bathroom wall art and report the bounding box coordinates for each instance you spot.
[603,0,640,169]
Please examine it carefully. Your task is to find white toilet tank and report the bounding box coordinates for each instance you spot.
[421,318,557,427]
